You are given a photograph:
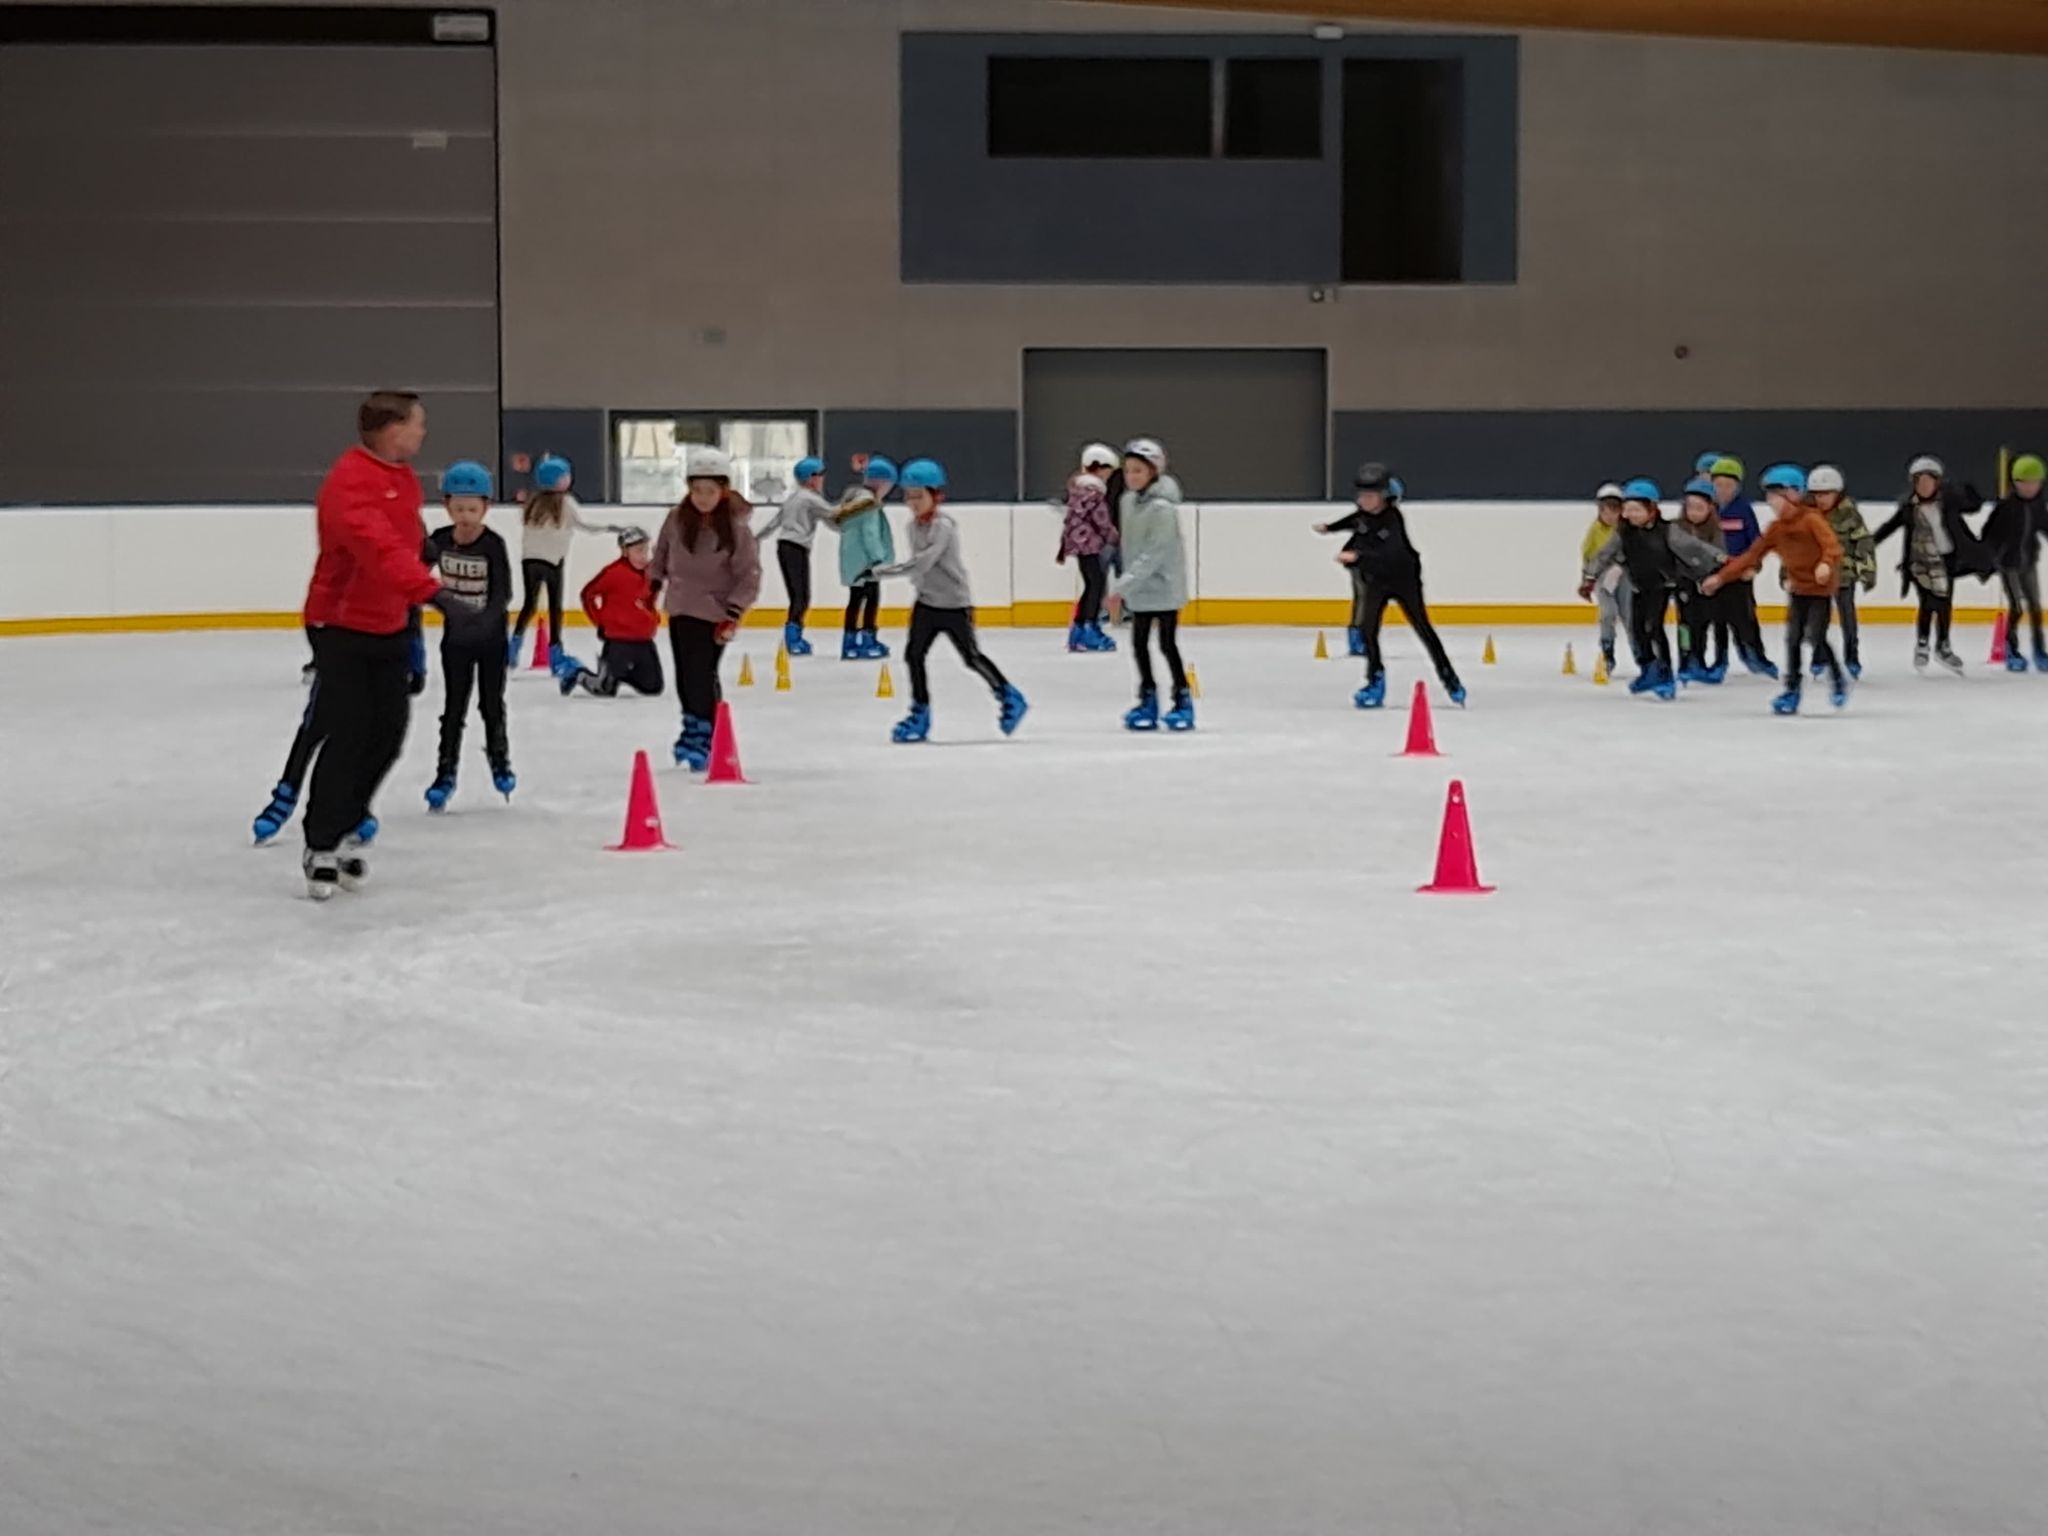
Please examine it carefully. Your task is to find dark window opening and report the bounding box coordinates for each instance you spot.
[1224,58,1321,159]
[987,57,1211,158]
[1341,59,1464,283]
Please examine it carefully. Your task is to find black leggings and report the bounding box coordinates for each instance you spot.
[303,626,412,853]
[590,639,665,697]
[668,615,727,721]
[1914,582,1953,647]
[1348,567,1371,631]
[1631,587,1674,672]
[1131,610,1189,696]
[906,604,1010,706]
[515,558,564,644]
[1715,580,1769,667]
[1783,593,1841,695]
[844,579,880,636]
[1075,553,1108,627]
[2001,564,2043,653]
[1833,586,1861,668]
[1359,577,1457,685]
[437,640,510,775]
[777,541,812,628]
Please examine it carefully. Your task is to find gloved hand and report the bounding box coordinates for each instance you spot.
[715,619,739,644]
[408,669,427,697]
[1577,581,1594,602]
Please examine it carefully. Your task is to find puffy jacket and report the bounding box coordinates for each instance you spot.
[1717,502,1842,597]
[835,490,897,586]
[581,557,661,642]
[651,494,763,624]
[1059,474,1118,559]
[303,445,439,634]
[1112,474,1189,613]
[1825,497,1878,591]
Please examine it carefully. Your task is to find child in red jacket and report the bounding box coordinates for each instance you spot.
[560,527,666,697]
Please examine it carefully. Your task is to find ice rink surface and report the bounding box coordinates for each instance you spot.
[2,624,2045,1536]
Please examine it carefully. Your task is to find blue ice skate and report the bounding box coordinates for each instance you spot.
[1650,664,1678,701]
[784,621,812,657]
[1847,661,1862,680]
[1346,626,1365,657]
[1627,667,1657,695]
[1163,686,1196,732]
[1084,622,1117,653]
[1770,689,1800,715]
[1677,661,1709,686]
[1830,679,1851,709]
[1700,662,1727,684]
[2033,646,2048,670]
[1124,686,1160,731]
[505,634,522,668]
[492,768,517,800]
[840,633,863,661]
[998,684,1029,736]
[425,775,456,812]
[1067,622,1089,654]
[1354,675,1387,709]
[351,815,379,847]
[1741,650,1780,680]
[674,715,712,773]
[1441,674,1467,707]
[892,703,931,743]
[2007,653,2030,673]
[1811,661,1828,678]
[860,630,890,660]
[252,781,297,844]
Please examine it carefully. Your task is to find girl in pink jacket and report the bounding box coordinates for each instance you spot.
[1058,442,1120,653]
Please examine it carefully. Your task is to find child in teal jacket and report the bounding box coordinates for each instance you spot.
[835,455,899,659]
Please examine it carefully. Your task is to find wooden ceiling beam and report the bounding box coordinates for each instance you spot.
[1104,0,2048,56]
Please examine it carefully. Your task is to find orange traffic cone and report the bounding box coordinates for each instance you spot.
[1418,779,1495,895]
[529,616,553,671]
[1397,680,1441,757]
[705,701,748,784]
[607,750,672,851]
[1990,610,2009,664]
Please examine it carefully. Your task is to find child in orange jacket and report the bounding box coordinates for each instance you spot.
[1703,465,1844,714]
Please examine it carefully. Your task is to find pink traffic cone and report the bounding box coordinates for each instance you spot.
[1989,610,2009,664]
[1398,680,1441,758]
[706,701,749,784]
[1418,779,1495,895]
[530,616,553,670]
[607,751,672,851]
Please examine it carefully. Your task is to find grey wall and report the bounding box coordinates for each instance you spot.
[0,21,497,503]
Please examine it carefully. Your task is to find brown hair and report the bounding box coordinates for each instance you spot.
[523,489,567,528]
[675,490,747,554]
[357,390,421,439]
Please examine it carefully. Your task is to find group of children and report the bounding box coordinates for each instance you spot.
[1572,451,2047,712]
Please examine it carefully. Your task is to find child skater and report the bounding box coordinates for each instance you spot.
[1581,482,1634,673]
[1673,477,1729,683]
[559,526,666,698]
[1706,456,1777,677]
[872,459,1028,742]
[754,455,833,656]
[1319,462,1465,708]
[1804,465,1876,679]
[1704,465,1846,714]
[651,446,761,771]
[508,454,609,671]
[423,461,515,809]
[1579,479,1724,700]
[1058,442,1121,653]
[1979,452,2047,670]
[1872,455,1992,673]
[834,455,897,660]
[1110,438,1195,731]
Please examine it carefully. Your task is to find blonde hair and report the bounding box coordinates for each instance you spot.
[523,489,567,528]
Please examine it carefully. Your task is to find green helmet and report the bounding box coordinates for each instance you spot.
[1708,456,1745,481]
[2013,453,2046,483]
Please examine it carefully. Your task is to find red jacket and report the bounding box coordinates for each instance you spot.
[303,446,440,634]
[582,557,661,642]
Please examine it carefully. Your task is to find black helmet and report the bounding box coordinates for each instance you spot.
[1354,461,1394,493]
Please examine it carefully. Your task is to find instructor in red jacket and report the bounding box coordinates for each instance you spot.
[301,390,443,884]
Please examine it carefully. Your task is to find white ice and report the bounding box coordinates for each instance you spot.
[1,625,2044,1536]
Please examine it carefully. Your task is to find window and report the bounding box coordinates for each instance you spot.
[987,57,1211,158]
[1224,58,1321,159]
[1341,60,1465,283]
[613,414,814,507]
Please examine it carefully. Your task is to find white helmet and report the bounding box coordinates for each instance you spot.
[1123,437,1167,470]
[1807,465,1845,494]
[685,445,733,481]
[1908,455,1944,480]
[1080,442,1118,471]
[1595,482,1625,502]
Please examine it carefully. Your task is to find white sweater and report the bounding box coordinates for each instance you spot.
[519,495,606,565]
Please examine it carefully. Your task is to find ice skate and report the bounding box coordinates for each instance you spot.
[1740,648,1780,680]
[425,775,456,812]
[1628,666,1657,696]
[1084,622,1117,653]
[2033,645,2048,670]
[252,782,296,845]
[1913,640,1930,671]
[1847,660,1863,680]
[1440,671,1467,707]
[349,816,378,847]
[302,849,340,902]
[1354,675,1386,709]
[891,703,931,743]
[492,767,517,801]
[1771,689,1800,715]
[336,850,369,890]
[998,685,1029,736]
[1831,678,1852,710]
[2006,653,2028,673]
[675,715,711,773]
[860,630,890,660]
[1067,622,1088,654]
[1648,663,1677,701]
[783,622,812,657]
[1163,686,1196,732]
[840,633,863,661]
[299,662,317,687]
[505,633,522,668]
[1124,686,1160,731]
[1937,646,1965,675]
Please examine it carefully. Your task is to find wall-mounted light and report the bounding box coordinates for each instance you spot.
[1311,22,1345,41]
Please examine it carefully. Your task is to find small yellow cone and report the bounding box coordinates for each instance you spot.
[1314,630,1330,660]
[1562,642,1577,677]
[1188,666,1202,699]
[1592,652,1611,686]
[1482,635,1497,665]
[738,653,755,687]
[774,647,792,692]
[876,662,894,699]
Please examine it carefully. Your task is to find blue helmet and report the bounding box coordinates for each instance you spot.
[864,455,899,485]
[441,459,494,499]
[793,456,826,481]
[899,458,947,491]
[1621,477,1662,503]
[1760,463,1807,493]
[1683,475,1715,500]
[1389,476,1406,500]
[533,454,572,492]
[1694,452,1724,476]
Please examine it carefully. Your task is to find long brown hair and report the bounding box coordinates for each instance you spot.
[674,489,749,553]
[523,489,567,528]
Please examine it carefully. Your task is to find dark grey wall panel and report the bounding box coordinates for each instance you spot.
[901,32,1517,286]
[1026,350,1326,501]
[0,38,498,504]
[821,411,1019,503]
[505,410,609,503]
[1333,410,2048,502]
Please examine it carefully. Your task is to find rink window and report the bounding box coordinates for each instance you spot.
[1224,59,1322,159]
[987,57,1212,158]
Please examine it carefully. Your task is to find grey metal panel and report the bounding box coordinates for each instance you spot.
[0,42,497,504]
[505,409,609,503]
[821,411,1020,503]
[1024,349,1326,501]
[1332,410,2048,502]
[900,31,1517,287]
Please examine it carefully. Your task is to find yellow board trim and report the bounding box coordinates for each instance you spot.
[0,602,2007,639]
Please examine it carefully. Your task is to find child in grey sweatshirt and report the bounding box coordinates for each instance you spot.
[872,458,1027,742]
[755,455,834,655]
